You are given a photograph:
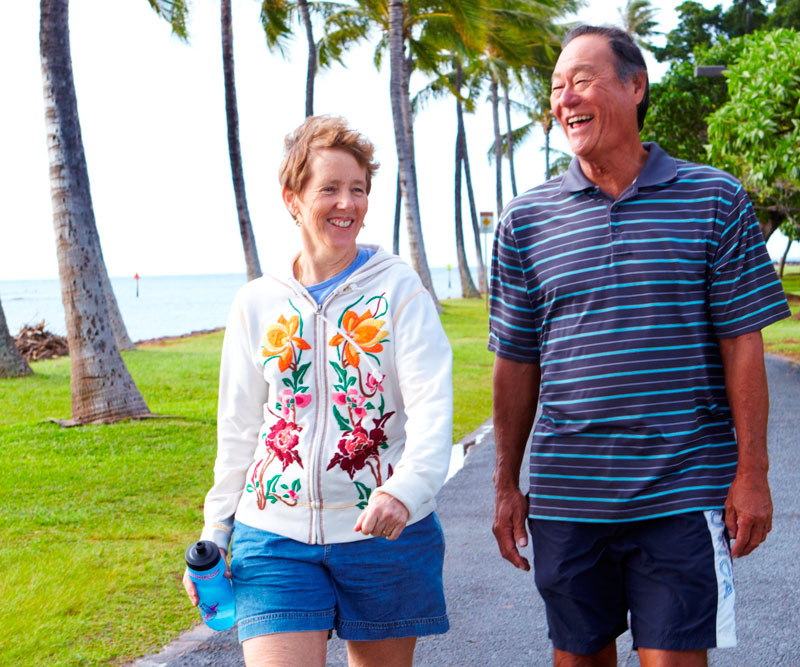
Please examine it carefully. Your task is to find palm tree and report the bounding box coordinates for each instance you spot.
[479,0,572,218]
[388,0,439,307]
[491,71,572,182]
[222,0,263,282]
[503,78,518,197]
[416,53,486,295]
[261,1,346,117]
[618,0,660,49]
[321,0,485,309]
[453,60,481,298]
[0,298,31,379]
[39,0,181,422]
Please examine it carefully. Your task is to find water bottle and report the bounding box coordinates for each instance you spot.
[185,540,236,631]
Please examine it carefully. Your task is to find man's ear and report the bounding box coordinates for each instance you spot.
[631,71,648,105]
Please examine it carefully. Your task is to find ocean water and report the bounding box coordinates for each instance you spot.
[0,266,481,342]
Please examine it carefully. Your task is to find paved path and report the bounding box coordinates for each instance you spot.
[133,356,800,666]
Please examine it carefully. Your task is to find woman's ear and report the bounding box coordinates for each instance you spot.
[282,186,297,217]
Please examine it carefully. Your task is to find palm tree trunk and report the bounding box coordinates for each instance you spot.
[393,170,401,255]
[222,0,262,282]
[778,231,794,279]
[389,0,440,310]
[503,80,517,197]
[0,297,32,378]
[40,0,149,423]
[298,0,316,117]
[455,102,479,299]
[491,77,503,218]
[458,97,487,294]
[544,124,551,180]
[98,249,135,350]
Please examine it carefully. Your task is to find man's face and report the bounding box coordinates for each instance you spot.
[550,34,644,164]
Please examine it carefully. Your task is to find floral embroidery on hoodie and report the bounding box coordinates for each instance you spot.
[248,300,310,509]
[327,295,395,508]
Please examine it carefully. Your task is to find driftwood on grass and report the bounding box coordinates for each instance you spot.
[14,321,69,361]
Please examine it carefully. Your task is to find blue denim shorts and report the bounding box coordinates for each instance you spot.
[230,513,449,642]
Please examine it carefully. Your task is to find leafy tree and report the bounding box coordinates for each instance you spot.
[641,53,729,163]
[767,0,800,30]
[707,28,800,274]
[651,0,723,62]
[0,298,31,379]
[38,0,186,422]
[222,0,263,282]
[721,0,768,37]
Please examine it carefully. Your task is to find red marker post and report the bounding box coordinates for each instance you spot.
[134,273,140,298]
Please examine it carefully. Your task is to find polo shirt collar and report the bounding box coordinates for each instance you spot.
[560,142,678,194]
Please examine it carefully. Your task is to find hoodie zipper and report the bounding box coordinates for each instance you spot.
[288,257,397,543]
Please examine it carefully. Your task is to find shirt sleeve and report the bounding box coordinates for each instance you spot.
[375,289,453,517]
[488,214,541,362]
[200,291,267,551]
[707,185,791,338]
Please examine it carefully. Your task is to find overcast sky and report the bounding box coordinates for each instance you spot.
[1,0,793,282]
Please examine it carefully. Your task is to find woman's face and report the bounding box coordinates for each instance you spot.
[283,148,368,260]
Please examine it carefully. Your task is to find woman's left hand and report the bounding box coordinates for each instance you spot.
[354,492,409,540]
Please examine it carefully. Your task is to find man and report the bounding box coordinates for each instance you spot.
[489,25,791,667]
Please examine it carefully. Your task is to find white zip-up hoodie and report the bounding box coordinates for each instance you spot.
[201,246,453,549]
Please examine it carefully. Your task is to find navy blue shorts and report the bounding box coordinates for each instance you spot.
[530,510,736,655]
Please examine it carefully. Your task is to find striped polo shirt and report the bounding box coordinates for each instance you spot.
[489,143,791,522]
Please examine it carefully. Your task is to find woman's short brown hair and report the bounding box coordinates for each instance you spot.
[279,116,379,194]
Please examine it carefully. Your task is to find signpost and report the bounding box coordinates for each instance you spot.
[480,211,494,310]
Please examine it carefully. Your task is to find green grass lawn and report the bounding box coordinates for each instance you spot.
[763,265,800,361]
[0,299,492,666]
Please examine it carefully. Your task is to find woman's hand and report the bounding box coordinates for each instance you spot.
[354,492,410,540]
[182,547,230,606]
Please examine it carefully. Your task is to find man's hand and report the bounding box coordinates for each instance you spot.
[718,331,773,559]
[491,356,540,572]
[493,484,530,570]
[725,471,773,558]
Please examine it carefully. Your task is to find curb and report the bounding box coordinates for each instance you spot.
[129,624,215,667]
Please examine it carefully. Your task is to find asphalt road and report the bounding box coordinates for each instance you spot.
[133,355,800,666]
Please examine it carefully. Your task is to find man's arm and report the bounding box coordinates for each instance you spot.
[718,330,773,558]
[492,356,541,570]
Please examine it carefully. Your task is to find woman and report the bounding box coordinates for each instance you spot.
[184,115,453,667]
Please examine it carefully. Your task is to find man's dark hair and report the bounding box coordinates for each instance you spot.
[562,25,650,131]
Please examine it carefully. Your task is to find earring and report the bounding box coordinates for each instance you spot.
[294,214,302,227]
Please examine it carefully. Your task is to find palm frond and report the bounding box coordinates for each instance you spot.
[261,0,294,57]
[146,0,189,40]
